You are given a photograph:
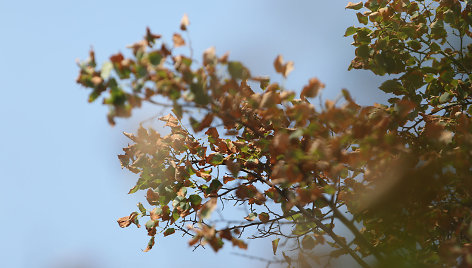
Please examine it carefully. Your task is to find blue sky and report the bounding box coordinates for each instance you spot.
[0,1,387,267]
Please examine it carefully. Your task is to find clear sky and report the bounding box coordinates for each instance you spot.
[0,1,386,267]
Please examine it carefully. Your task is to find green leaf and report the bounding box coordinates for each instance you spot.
[407,40,422,51]
[163,228,175,237]
[439,92,451,103]
[356,12,368,25]
[188,194,202,207]
[137,202,146,215]
[228,61,250,80]
[208,153,224,165]
[172,209,180,221]
[145,219,156,229]
[148,51,163,65]
[344,26,357,37]
[323,185,336,195]
[379,79,404,95]
[272,238,280,255]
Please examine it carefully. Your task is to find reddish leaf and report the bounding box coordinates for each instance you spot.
[146,189,160,206]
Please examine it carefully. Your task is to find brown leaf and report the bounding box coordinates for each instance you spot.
[274,55,284,74]
[231,238,248,249]
[283,61,294,78]
[196,170,212,182]
[345,1,363,10]
[110,53,124,64]
[300,78,324,99]
[145,27,161,44]
[146,189,160,206]
[117,212,140,228]
[223,176,236,184]
[159,113,179,128]
[180,14,190,31]
[173,33,185,47]
[273,55,294,78]
[258,212,270,223]
[301,235,316,250]
[205,127,219,138]
[195,113,214,132]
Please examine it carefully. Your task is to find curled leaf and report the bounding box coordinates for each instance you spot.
[117,212,140,228]
[273,55,294,78]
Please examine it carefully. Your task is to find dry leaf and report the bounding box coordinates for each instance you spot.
[300,78,325,99]
[173,33,185,47]
[180,14,190,31]
[203,46,216,66]
[117,212,140,228]
[273,55,294,78]
[159,114,180,128]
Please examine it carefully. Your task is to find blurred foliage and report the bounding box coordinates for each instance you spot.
[77,1,472,267]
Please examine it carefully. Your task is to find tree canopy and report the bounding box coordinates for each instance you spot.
[77,1,472,267]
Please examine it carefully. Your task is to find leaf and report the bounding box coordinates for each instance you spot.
[164,228,175,237]
[273,55,294,78]
[100,62,113,80]
[188,194,202,207]
[146,189,160,206]
[159,114,179,128]
[193,113,214,132]
[223,176,236,184]
[198,198,217,219]
[117,212,140,228]
[150,207,162,221]
[206,153,224,166]
[173,33,185,47]
[205,127,219,138]
[258,212,270,223]
[137,202,146,215]
[344,26,357,37]
[301,235,316,250]
[244,212,257,221]
[228,61,250,80]
[145,219,158,236]
[143,236,155,252]
[345,1,363,10]
[203,46,216,66]
[272,238,280,255]
[439,92,451,103]
[180,14,190,31]
[300,78,324,99]
[379,79,403,95]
